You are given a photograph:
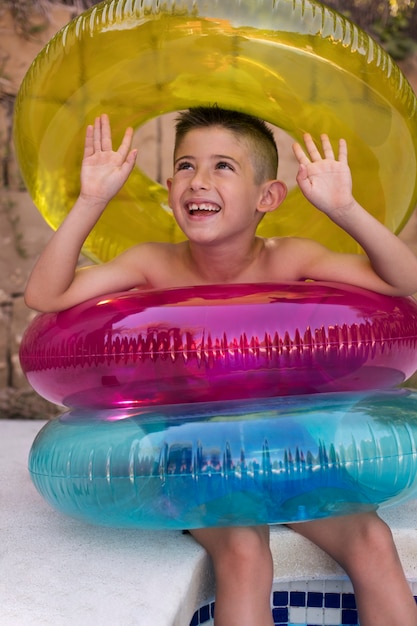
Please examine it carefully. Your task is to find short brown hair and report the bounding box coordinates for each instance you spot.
[174,105,278,184]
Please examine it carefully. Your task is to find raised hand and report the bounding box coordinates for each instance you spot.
[293,134,354,217]
[80,113,137,206]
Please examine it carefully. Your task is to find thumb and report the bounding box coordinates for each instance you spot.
[296,163,310,188]
[123,149,138,173]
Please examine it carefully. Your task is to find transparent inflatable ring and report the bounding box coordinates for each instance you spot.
[28,390,417,528]
[13,0,417,263]
[19,282,417,409]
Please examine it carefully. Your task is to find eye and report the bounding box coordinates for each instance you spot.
[175,160,193,172]
[216,161,234,171]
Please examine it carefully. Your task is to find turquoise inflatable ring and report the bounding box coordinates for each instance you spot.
[29,391,417,529]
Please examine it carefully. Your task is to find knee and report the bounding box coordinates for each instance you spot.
[211,527,272,576]
[339,513,397,573]
[350,513,394,554]
[292,512,396,573]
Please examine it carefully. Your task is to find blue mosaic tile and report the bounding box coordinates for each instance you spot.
[325,592,340,608]
[342,594,356,609]
[290,591,306,607]
[307,592,323,607]
[273,590,289,606]
[272,606,289,623]
[199,604,210,623]
[341,609,359,624]
[189,610,199,626]
[190,584,417,625]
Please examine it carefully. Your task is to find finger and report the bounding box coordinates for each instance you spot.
[93,116,103,152]
[83,124,94,158]
[292,141,310,166]
[117,126,134,160]
[99,113,113,152]
[121,149,138,175]
[319,134,335,160]
[337,138,348,164]
[302,133,323,161]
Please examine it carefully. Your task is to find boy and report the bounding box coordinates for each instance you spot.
[25,107,417,626]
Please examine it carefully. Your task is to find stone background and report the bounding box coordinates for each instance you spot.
[1,4,417,418]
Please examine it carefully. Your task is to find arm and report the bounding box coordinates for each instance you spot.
[25,114,140,312]
[292,134,417,296]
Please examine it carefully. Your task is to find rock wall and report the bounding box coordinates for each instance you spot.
[1,5,74,418]
[0,4,189,418]
[1,5,417,418]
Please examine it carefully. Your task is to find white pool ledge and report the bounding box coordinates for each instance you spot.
[2,420,417,625]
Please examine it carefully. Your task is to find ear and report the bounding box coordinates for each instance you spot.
[257,180,287,214]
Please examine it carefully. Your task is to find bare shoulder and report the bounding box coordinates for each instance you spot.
[114,241,182,265]
[264,236,328,259]
[112,241,187,288]
[261,236,333,281]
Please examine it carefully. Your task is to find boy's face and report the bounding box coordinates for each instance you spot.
[167,126,271,245]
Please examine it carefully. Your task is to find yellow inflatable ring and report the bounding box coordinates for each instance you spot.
[14,0,417,262]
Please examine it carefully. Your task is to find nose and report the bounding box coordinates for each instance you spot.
[189,167,210,191]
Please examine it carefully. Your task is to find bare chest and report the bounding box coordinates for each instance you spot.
[143,243,300,289]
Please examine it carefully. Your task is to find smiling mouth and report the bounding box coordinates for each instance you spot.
[187,202,221,216]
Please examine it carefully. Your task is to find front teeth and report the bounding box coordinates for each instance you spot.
[188,203,220,214]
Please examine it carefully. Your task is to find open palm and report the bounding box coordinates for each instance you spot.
[80,114,137,204]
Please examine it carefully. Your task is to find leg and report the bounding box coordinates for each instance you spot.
[288,512,417,626]
[190,525,274,626]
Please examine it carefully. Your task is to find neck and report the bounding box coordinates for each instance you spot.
[184,237,264,284]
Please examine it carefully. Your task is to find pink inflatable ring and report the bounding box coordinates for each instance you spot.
[19,282,417,409]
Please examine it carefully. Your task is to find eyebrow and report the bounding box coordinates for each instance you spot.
[174,154,241,167]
